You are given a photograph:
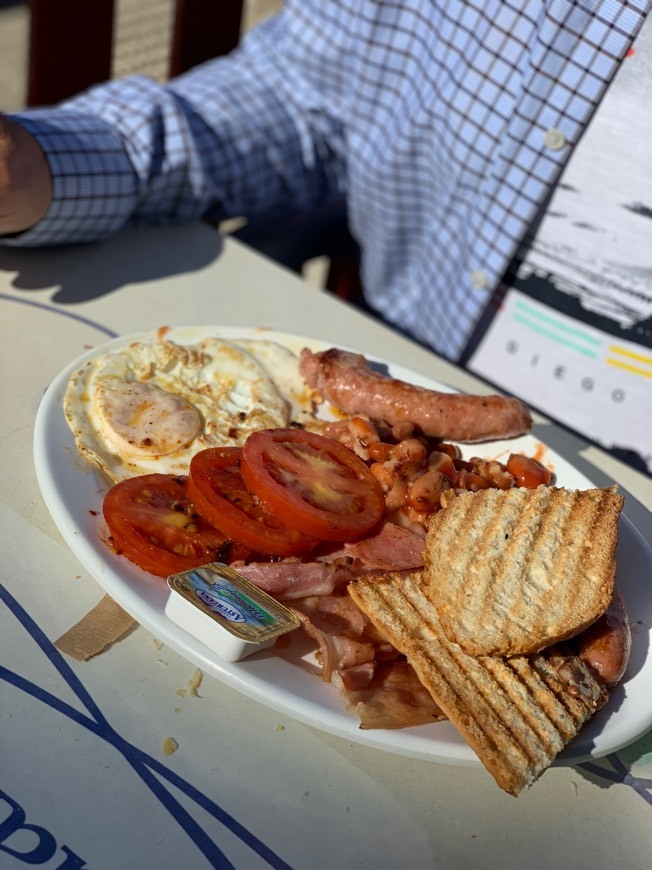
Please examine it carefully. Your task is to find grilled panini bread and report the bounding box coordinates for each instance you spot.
[422,485,623,656]
[349,570,610,796]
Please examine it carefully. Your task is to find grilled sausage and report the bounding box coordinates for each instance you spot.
[577,590,631,687]
[299,348,532,443]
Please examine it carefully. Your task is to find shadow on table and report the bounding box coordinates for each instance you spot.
[573,730,652,798]
[0,224,224,304]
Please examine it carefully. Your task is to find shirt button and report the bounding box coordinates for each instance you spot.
[470,269,488,289]
[544,128,566,150]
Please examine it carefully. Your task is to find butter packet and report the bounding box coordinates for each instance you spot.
[165,563,300,662]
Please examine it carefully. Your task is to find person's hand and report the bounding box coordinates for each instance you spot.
[0,114,52,235]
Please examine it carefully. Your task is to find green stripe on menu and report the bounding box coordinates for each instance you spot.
[512,300,602,358]
[514,299,602,347]
[512,312,600,358]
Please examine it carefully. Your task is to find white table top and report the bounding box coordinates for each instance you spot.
[1,223,651,870]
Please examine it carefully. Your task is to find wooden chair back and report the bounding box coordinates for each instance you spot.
[25,0,362,301]
[26,0,243,107]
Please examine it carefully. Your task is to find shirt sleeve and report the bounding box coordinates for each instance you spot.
[3,11,348,247]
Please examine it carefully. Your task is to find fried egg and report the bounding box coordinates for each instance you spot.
[64,337,317,482]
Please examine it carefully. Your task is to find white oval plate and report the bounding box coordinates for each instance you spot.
[33,325,652,766]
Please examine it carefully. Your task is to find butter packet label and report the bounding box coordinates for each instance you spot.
[167,563,300,644]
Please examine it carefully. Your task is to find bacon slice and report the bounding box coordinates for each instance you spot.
[299,347,532,443]
[316,523,425,570]
[344,522,425,570]
[332,661,446,729]
[294,610,376,682]
[278,589,445,729]
[233,560,355,599]
[289,593,442,728]
[332,662,377,692]
[290,594,378,681]
[290,592,370,638]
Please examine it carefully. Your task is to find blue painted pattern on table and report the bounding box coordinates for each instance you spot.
[0,292,120,338]
[0,583,292,869]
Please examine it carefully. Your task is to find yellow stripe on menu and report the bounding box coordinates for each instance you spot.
[609,345,652,365]
[605,357,652,378]
[605,345,652,378]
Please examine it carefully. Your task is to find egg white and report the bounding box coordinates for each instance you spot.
[234,338,319,425]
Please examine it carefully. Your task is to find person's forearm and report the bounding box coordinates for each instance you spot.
[1,7,347,248]
[0,114,52,235]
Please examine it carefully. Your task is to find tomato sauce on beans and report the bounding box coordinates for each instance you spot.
[322,416,553,534]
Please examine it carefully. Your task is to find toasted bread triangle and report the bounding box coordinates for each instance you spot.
[349,570,610,795]
[422,485,623,656]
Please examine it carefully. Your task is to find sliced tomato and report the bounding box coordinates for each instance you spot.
[506,453,553,489]
[188,447,319,556]
[241,429,385,541]
[103,473,239,578]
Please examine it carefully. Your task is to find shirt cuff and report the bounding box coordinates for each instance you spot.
[2,109,138,247]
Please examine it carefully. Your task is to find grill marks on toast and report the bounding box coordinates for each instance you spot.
[430,488,573,648]
[349,571,609,796]
[423,486,622,656]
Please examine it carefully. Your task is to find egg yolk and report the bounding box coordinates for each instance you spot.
[95,381,202,457]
